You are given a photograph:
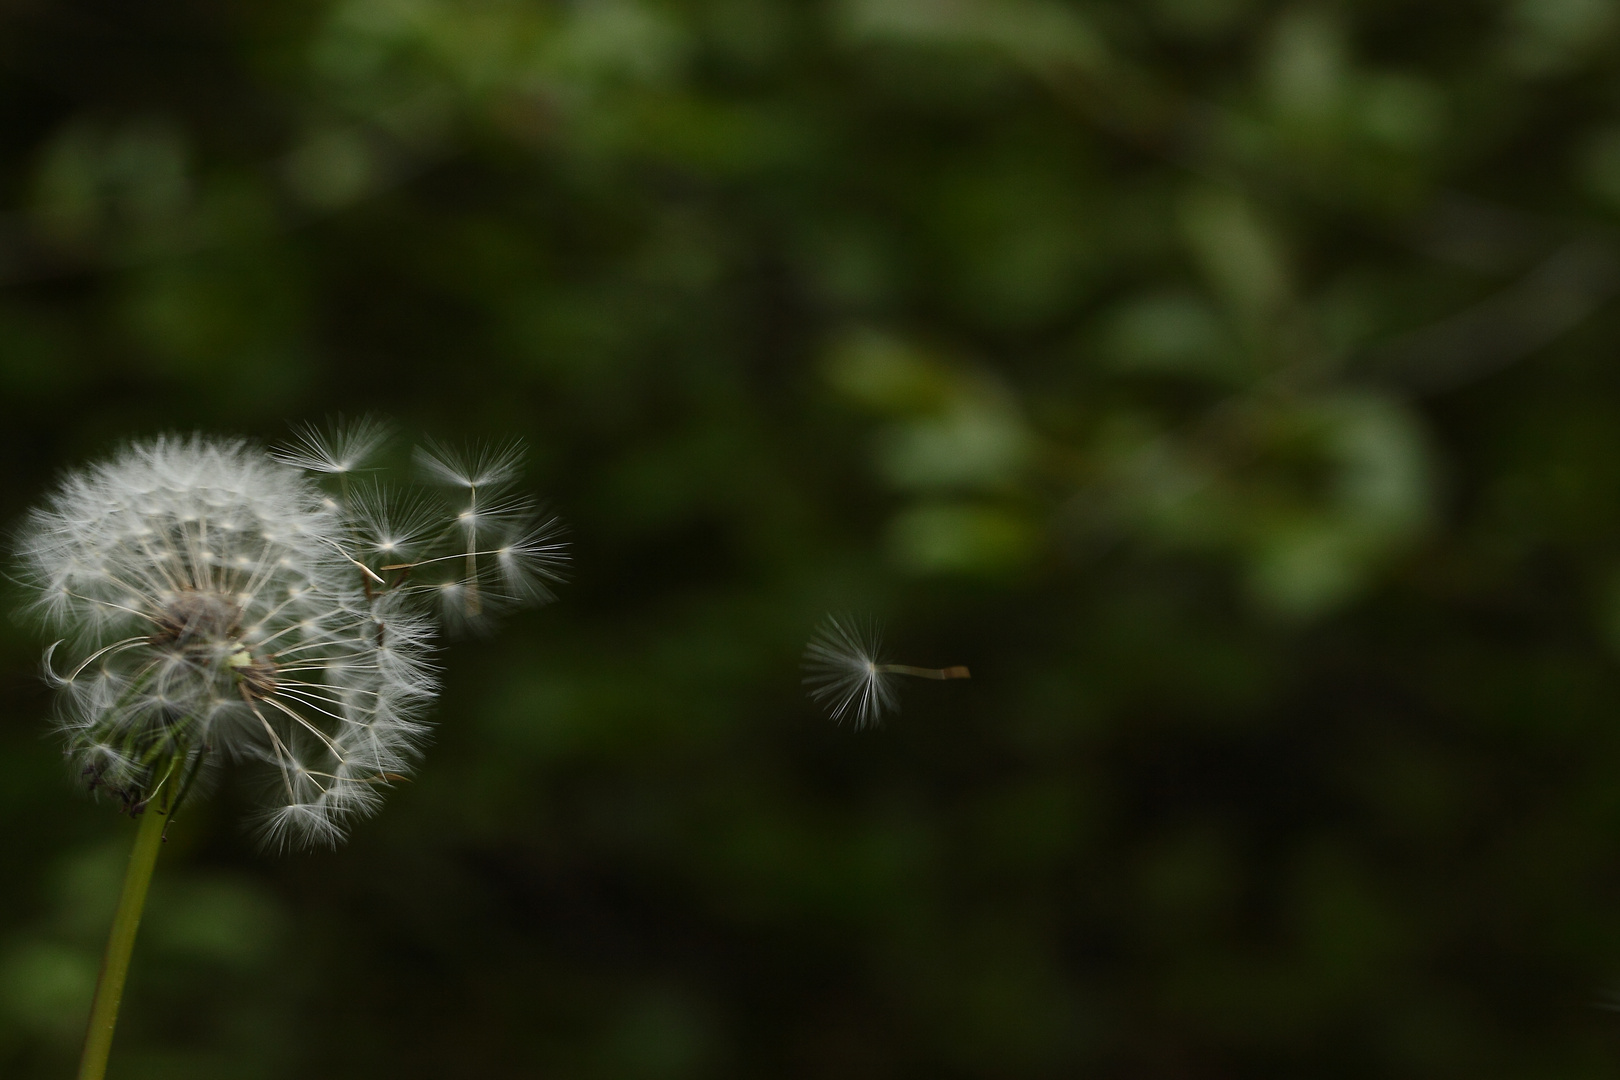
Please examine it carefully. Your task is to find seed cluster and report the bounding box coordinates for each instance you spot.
[17,430,565,847]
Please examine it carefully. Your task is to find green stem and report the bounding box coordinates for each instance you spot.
[77,784,171,1080]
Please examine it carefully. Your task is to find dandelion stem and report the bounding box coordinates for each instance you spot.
[78,770,173,1080]
[876,664,972,680]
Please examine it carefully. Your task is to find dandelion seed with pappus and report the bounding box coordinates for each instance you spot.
[802,614,970,728]
[15,425,566,1080]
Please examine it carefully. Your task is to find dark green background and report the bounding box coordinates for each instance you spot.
[4,0,1620,1075]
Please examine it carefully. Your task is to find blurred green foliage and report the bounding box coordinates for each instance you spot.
[4,0,1620,1075]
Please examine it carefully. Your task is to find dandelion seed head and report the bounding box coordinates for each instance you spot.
[18,427,567,849]
[15,435,438,847]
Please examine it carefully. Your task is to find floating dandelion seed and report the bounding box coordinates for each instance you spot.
[801,614,970,728]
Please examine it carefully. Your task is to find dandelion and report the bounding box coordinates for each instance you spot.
[801,614,970,728]
[14,427,564,1080]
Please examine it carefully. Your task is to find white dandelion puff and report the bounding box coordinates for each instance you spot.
[15,429,567,849]
[801,614,970,729]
